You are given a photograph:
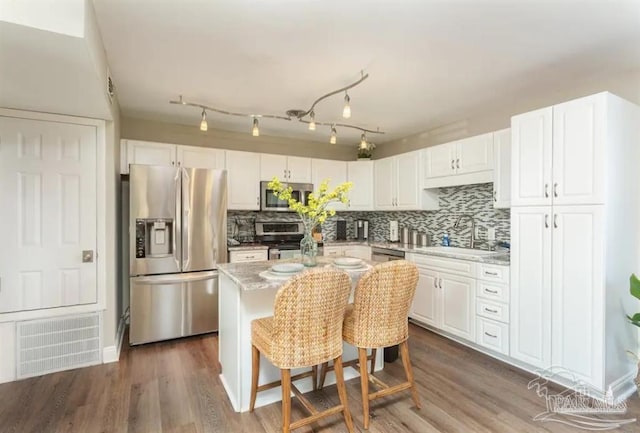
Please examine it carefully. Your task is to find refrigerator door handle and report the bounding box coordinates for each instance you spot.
[173,170,181,270]
[182,168,191,271]
[132,271,217,285]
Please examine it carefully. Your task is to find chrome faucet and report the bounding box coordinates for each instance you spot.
[453,214,476,248]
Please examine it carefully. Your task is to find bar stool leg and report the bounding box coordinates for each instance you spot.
[250,345,260,412]
[281,368,292,433]
[333,356,355,433]
[400,341,421,409]
[358,347,371,429]
[311,365,318,391]
[369,348,377,375]
[318,362,329,390]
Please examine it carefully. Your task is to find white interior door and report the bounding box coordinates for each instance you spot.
[511,108,552,206]
[0,117,97,312]
[509,207,552,368]
[552,94,605,205]
[551,205,604,388]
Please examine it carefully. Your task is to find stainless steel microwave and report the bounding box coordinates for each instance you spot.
[260,181,313,212]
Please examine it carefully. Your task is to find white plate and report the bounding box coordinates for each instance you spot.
[260,270,297,281]
[271,263,304,274]
[333,257,363,267]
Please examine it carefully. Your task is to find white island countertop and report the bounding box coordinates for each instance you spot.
[217,256,382,413]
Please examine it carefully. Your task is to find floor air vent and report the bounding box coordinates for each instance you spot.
[17,313,101,379]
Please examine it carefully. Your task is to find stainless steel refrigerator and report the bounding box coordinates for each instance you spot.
[129,164,227,345]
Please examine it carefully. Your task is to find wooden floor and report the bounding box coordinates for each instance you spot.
[0,324,639,433]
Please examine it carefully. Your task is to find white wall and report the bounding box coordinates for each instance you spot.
[0,0,84,37]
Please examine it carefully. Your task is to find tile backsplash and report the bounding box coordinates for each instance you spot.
[228,183,510,248]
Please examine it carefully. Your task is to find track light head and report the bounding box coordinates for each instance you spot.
[252,118,260,137]
[308,111,316,131]
[329,126,337,144]
[359,133,368,149]
[342,92,351,119]
[200,109,208,131]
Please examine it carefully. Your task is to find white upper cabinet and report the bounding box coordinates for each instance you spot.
[373,157,396,210]
[260,154,311,183]
[492,129,511,208]
[374,150,434,211]
[512,94,606,207]
[456,133,493,175]
[552,94,605,205]
[227,150,261,210]
[123,140,176,172]
[176,145,225,170]
[423,133,493,188]
[311,159,348,211]
[346,161,374,211]
[122,140,225,173]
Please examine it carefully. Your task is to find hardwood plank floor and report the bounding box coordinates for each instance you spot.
[0,324,639,433]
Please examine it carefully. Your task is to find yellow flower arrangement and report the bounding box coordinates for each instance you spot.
[267,177,353,232]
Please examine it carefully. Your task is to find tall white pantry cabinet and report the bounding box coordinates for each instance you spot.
[510,92,640,398]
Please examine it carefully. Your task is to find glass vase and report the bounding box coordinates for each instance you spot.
[300,228,318,267]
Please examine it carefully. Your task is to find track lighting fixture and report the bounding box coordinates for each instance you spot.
[308,111,316,131]
[170,71,385,139]
[329,127,337,144]
[342,92,351,119]
[200,109,208,131]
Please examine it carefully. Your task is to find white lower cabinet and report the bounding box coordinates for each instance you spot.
[476,318,509,355]
[322,245,371,261]
[408,254,477,342]
[228,249,268,263]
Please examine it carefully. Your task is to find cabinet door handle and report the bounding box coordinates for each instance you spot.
[257,197,260,205]
[553,214,558,228]
[284,169,287,179]
[553,182,558,198]
[439,278,443,289]
[484,331,497,338]
[172,161,175,166]
[484,271,498,276]
[456,158,460,169]
[544,183,549,198]
[485,288,498,294]
[484,307,499,314]
[493,190,497,202]
[451,159,455,170]
[433,278,437,289]
[544,214,549,228]
[288,169,291,179]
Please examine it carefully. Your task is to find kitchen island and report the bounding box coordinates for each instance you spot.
[218,257,384,412]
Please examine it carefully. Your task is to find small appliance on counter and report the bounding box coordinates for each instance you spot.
[389,221,399,242]
[355,220,369,241]
[336,220,347,240]
[400,227,410,244]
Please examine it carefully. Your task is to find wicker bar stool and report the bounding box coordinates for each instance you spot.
[319,260,421,429]
[249,268,355,433]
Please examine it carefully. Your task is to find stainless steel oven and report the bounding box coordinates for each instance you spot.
[260,181,313,212]
[371,246,405,262]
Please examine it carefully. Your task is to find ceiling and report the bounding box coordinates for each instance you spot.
[92,0,640,145]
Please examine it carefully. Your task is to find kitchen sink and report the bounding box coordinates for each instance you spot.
[412,246,500,257]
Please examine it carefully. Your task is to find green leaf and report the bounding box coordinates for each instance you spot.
[631,274,640,300]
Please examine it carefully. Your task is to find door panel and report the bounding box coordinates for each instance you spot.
[410,267,439,327]
[396,151,420,209]
[260,154,287,181]
[126,140,175,169]
[226,151,260,210]
[440,273,475,341]
[347,161,373,210]
[177,146,225,170]
[551,206,604,388]
[287,156,312,183]
[129,276,183,345]
[424,143,455,178]
[456,133,493,175]
[185,272,219,334]
[129,165,180,276]
[182,168,227,272]
[0,117,97,312]
[552,95,605,205]
[511,108,552,206]
[373,157,395,209]
[510,207,552,368]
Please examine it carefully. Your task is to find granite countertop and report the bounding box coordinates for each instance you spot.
[218,256,374,291]
[227,243,269,252]
[323,240,510,265]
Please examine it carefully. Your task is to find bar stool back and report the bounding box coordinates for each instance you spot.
[250,268,355,433]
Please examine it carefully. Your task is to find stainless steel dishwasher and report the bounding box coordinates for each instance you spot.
[371,246,405,262]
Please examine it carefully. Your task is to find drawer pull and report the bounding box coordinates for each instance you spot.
[484,331,497,338]
[245,255,255,259]
[484,271,499,276]
[484,288,498,294]
[484,307,498,314]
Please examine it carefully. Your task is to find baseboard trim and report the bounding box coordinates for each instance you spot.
[102,317,126,363]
